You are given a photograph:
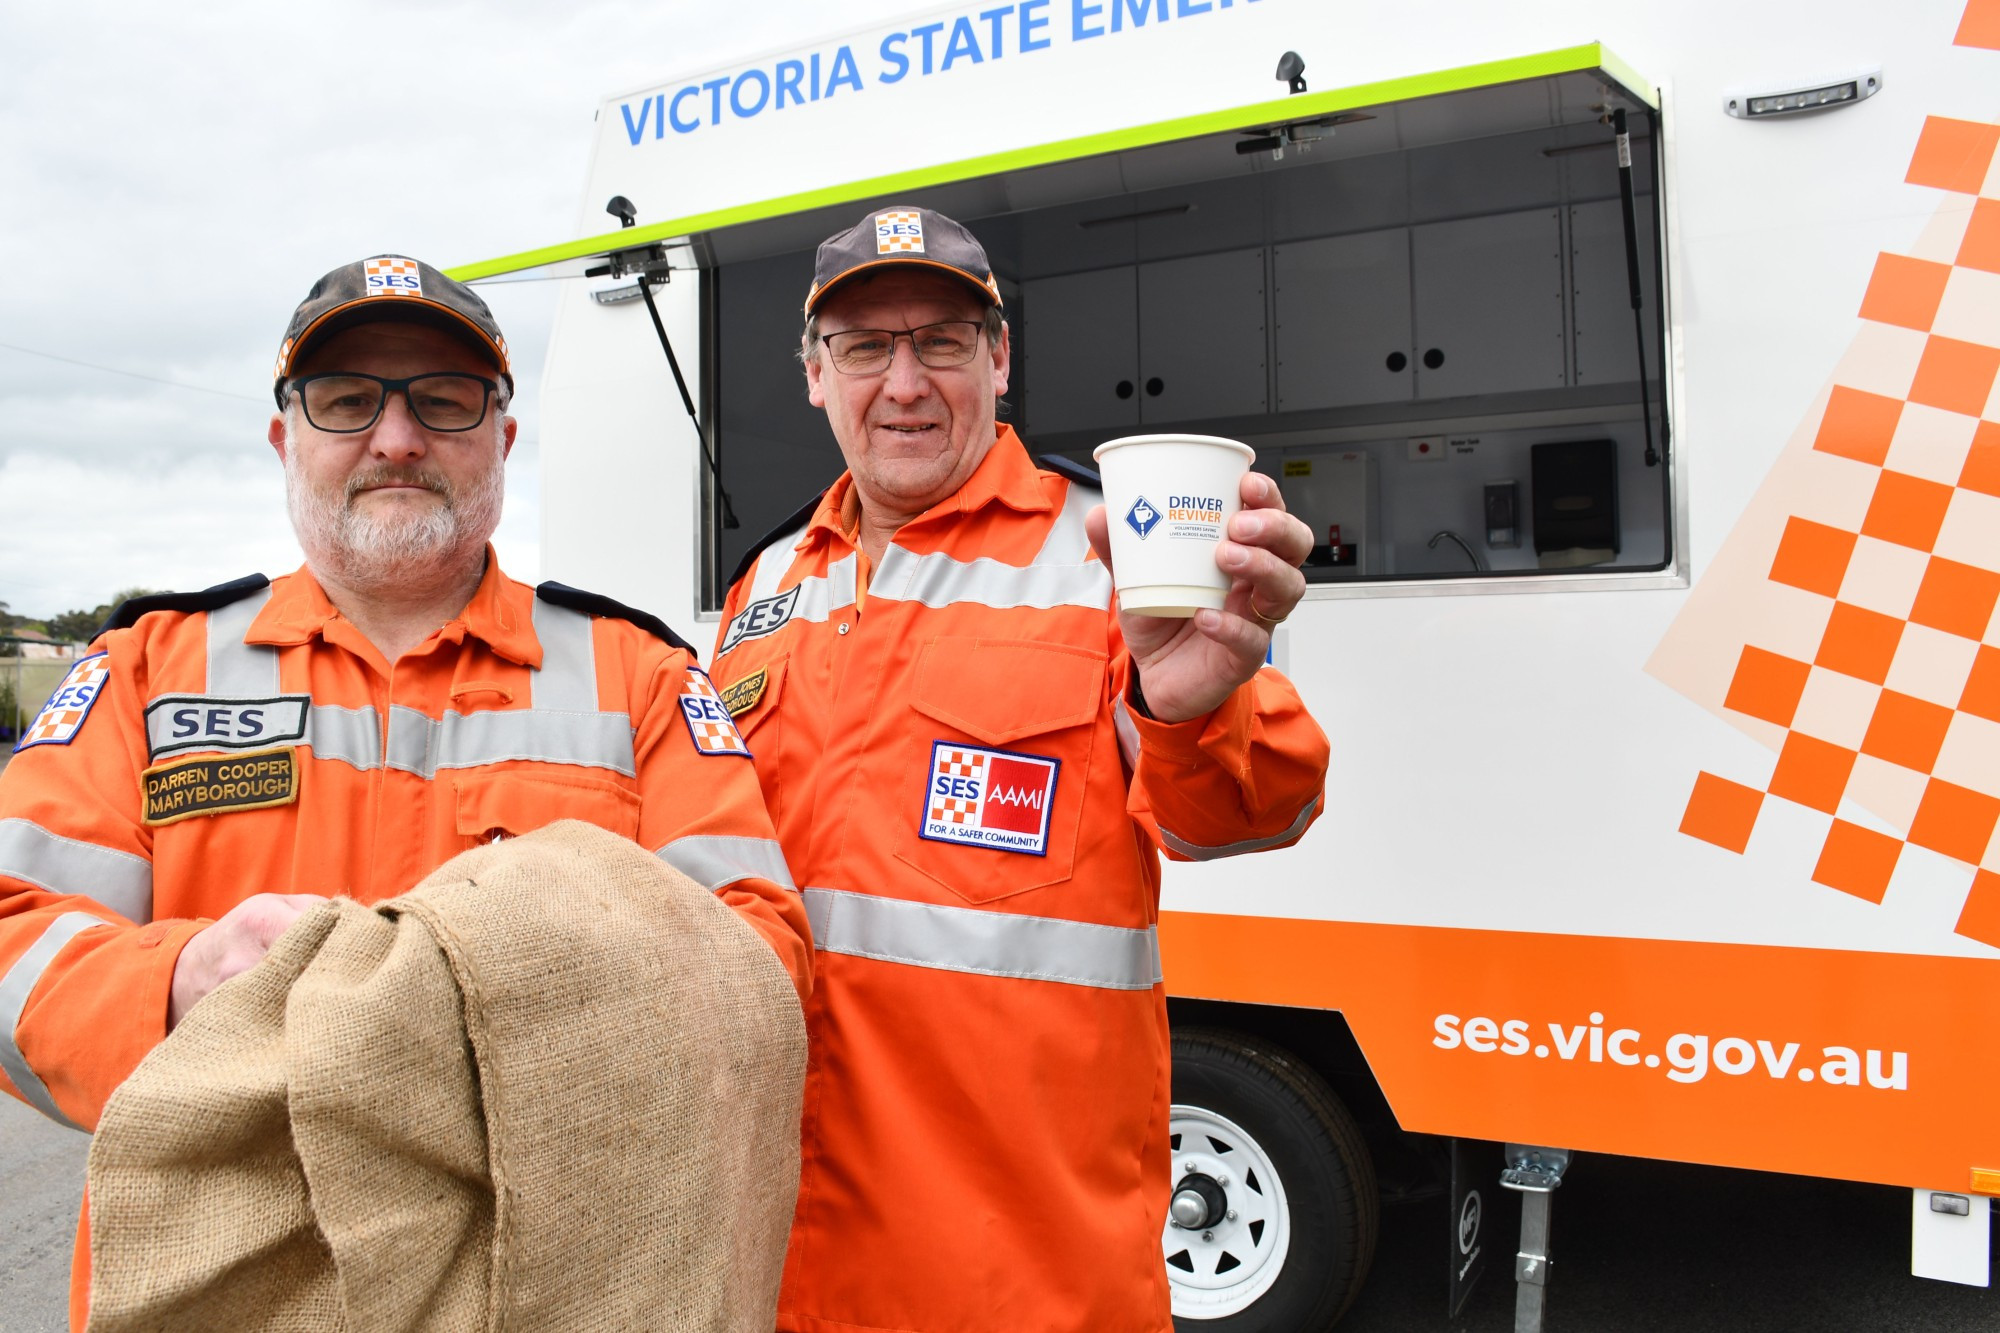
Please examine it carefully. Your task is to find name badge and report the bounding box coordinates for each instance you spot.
[720,586,801,655]
[144,695,310,760]
[142,747,301,827]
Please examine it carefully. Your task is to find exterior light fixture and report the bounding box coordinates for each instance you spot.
[1725,67,1881,118]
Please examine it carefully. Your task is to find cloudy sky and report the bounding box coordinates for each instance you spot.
[0,0,948,622]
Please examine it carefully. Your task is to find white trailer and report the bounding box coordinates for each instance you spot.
[455,1,2000,1324]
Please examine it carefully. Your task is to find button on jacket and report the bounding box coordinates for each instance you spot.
[711,427,1329,1333]
[0,552,810,1324]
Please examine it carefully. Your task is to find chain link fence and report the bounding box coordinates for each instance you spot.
[0,656,76,757]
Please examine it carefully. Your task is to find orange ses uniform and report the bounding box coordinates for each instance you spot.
[711,428,1328,1333]
[0,553,810,1324]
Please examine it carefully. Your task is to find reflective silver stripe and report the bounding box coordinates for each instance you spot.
[1157,794,1322,862]
[656,835,796,892]
[383,706,637,779]
[0,911,111,1129]
[205,586,279,696]
[802,888,1161,991]
[786,553,860,625]
[746,518,815,603]
[0,819,151,923]
[530,600,599,713]
[872,545,1112,612]
[1032,478,1101,566]
[305,704,383,771]
[1112,694,1142,772]
[385,704,435,776]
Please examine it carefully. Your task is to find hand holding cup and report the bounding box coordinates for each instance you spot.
[1086,436,1311,723]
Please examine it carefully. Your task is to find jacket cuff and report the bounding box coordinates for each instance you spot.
[1123,673,1251,767]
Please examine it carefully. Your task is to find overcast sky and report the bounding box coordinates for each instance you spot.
[0,0,949,621]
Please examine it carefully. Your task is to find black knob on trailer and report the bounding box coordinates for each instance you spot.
[1386,351,1408,372]
[1116,380,1134,399]
[1146,377,1164,397]
[1423,348,1445,370]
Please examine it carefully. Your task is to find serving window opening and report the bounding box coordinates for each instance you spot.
[700,63,1671,610]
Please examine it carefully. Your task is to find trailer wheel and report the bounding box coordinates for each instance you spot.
[1166,1028,1378,1331]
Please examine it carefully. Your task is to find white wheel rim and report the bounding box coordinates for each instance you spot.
[1163,1103,1291,1319]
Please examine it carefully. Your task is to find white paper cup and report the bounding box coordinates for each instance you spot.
[1093,434,1255,617]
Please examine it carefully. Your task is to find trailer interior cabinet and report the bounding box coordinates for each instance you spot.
[1567,197,1661,387]
[1273,229,1415,411]
[1410,208,1568,400]
[1025,248,1267,433]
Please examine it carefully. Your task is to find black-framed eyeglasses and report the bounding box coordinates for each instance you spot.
[286,372,500,434]
[822,321,983,376]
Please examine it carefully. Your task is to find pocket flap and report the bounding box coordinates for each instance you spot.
[911,638,1106,745]
[453,772,640,842]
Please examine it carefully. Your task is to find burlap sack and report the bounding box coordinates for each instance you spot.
[85,820,806,1332]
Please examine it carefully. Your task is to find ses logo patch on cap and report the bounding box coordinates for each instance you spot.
[15,653,111,752]
[363,256,424,298]
[876,210,924,254]
[920,741,1060,857]
[679,668,751,757]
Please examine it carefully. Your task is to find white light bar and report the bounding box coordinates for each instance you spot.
[1725,67,1881,119]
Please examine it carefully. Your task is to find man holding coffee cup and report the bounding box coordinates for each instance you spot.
[710,204,1328,1333]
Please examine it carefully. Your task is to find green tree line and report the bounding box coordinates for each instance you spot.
[0,589,159,655]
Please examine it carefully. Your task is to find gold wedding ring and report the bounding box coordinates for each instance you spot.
[1249,599,1287,628]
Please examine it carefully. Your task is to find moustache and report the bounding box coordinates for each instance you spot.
[345,468,450,503]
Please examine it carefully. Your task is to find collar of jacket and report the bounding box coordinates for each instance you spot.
[243,545,542,668]
[800,424,1051,557]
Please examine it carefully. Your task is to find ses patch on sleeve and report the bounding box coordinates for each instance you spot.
[678,668,752,758]
[14,653,111,752]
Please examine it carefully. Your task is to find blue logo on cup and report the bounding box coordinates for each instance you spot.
[1125,496,1161,539]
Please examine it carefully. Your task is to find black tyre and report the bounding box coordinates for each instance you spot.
[1166,1027,1379,1331]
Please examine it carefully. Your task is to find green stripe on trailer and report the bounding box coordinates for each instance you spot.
[447,42,1656,283]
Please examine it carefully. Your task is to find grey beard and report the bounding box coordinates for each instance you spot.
[285,442,505,593]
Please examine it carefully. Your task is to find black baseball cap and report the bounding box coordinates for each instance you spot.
[804,206,1003,315]
[272,255,512,407]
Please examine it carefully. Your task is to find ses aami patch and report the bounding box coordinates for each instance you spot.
[142,747,301,827]
[919,741,1060,857]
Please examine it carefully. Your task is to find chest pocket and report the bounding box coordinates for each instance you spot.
[894,638,1106,905]
[715,654,788,822]
[452,772,640,846]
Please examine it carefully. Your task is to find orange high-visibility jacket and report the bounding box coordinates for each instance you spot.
[712,428,1329,1333]
[0,553,810,1325]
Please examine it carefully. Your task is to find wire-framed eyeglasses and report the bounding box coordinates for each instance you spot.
[821,322,983,376]
[287,372,501,434]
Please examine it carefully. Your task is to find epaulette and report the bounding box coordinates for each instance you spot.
[1038,453,1101,489]
[535,582,698,657]
[725,487,829,593]
[98,574,271,638]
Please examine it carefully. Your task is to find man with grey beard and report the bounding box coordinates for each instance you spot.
[0,255,811,1326]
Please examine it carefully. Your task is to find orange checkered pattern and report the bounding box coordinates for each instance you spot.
[681,673,750,755]
[876,211,924,253]
[929,750,987,824]
[363,256,422,297]
[19,656,109,747]
[1679,6,2000,945]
